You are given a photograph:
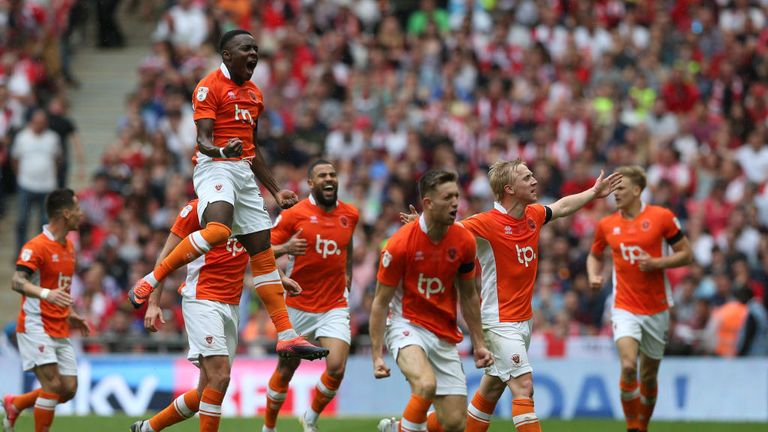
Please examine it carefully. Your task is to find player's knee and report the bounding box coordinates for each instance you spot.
[202,222,232,246]
[621,359,637,377]
[208,374,230,392]
[326,362,346,380]
[410,378,436,399]
[44,378,64,395]
[277,359,300,380]
[440,412,466,432]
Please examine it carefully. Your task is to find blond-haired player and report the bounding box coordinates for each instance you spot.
[587,166,692,432]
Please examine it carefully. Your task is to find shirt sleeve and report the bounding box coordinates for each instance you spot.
[590,221,608,255]
[16,240,44,273]
[377,237,406,287]
[661,209,684,244]
[458,231,477,280]
[170,202,201,238]
[192,79,218,121]
[459,214,484,237]
[529,204,548,227]
[270,211,295,246]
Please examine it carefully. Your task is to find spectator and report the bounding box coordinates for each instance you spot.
[737,291,768,356]
[47,96,85,188]
[11,109,61,253]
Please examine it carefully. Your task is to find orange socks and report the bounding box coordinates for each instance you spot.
[400,394,432,432]
[620,379,641,430]
[148,389,200,431]
[426,411,444,432]
[33,392,58,432]
[199,387,224,432]
[150,222,231,284]
[305,372,342,424]
[264,371,290,429]
[512,398,541,432]
[251,248,293,334]
[466,392,496,432]
[639,382,658,431]
[12,388,41,411]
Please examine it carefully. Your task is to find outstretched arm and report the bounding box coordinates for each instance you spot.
[549,171,622,221]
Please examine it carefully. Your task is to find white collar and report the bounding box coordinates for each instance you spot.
[219,63,231,80]
[42,225,55,241]
[493,201,508,214]
[418,214,429,234]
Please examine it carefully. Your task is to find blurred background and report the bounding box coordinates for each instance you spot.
[0,0,767,423]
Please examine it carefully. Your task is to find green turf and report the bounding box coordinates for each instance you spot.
[13,415,766,431]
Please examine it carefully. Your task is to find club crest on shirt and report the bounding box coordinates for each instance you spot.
[339,215,349,228]
[641,220,651,231]
[205,336,213,345]
[21,248,32,262]
[247,90,258,102]
[527,218,536,231]
[382,250,392,268]
[196,86,209,102]
[446,247,458,262]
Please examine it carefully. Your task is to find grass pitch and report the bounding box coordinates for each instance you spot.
[12,415,766,431]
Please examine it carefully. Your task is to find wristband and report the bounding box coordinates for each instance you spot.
[219,147,226,158]
[40,288,50,300]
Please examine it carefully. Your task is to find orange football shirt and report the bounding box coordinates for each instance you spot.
[271,196,359,313]
[16,228,76,338]
[192,64,264,161]
[172,199,250,304]
[461,203,550,324]
[591,204,684,315]
[377,216,477,343]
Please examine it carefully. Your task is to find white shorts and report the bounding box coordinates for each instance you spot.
[17,333,78,375]
[183,297,240,364]
[385,320,466,396]
[483,320,533,381]
[193,157,272,236]
[611,308,669,360]
[288,307,351,345]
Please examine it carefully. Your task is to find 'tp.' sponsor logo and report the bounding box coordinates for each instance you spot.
[619,243,645,265]
[417,273,445,299]
[516,245,537,267]
[316,235,341,258]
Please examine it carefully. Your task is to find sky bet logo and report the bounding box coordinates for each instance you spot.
[516,245,537,267]
[417,273,445,299]
[316,235,342,259]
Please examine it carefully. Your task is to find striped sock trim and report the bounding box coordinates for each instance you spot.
[199,401,222,417]
[468,404,492,423]
[173,394,195,418]
[621,388,640,400]
[513,412,539,425]
[253,269,281,287]
[34,396,58,411]
[267,388,287,401]
[401,418,427,431]
[316,380,337,398]
[190,231,212,254]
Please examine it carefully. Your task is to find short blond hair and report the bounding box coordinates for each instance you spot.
[488,159,526,201]
[616,165,647,191]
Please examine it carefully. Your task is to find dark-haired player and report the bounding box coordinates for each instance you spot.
[263,160,358,432]
[1,189,89,432]
[127,30,328,370]
[371,170,493,432]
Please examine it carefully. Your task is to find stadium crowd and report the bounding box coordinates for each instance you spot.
[2,0,768,358]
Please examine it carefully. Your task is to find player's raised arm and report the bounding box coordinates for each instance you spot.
[548,170,623,221]
[250,122,297,209]
[370,280,396,379]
